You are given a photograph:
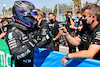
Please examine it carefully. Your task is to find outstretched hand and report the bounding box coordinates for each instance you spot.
[59,27,68,36]
[61,56,68,67]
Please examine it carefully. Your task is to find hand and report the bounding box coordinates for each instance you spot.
[69,25,77,30]
[77,26,83,31]
[59,27,68,36]
[61,56,68,67]
[0,23,3,28]
[65,42,68,46]
[53,38,57,41]
[68,15,72,19]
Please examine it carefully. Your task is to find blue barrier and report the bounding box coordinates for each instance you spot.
[66,58,100,67]
[34,48,100,67]
[34,48,66,67]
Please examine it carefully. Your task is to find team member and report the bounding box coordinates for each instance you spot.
[48,13,60,51]
[33,9,53,50]
[70,10,87,50]
[43,12,47,21]
[5,1,38,67]
[59,4,100,66]
[76,10,88,50]
[65,11,68,22]
[0,18,8,39]
[70,10,83,32]
[65,11,76,53]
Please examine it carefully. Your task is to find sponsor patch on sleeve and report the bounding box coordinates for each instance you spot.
[8,32,13,39]
[95,32,100,40]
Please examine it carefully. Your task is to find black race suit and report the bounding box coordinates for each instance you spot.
[5,22,35,67]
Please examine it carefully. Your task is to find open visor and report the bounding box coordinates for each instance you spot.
[30,10,38,16]
[24,10,38,18]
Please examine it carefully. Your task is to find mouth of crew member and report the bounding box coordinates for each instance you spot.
[0,20,8,27]
[83,9,95,24]
[2,20,8,27]
[48,14,55,22]
[77,13,82,18]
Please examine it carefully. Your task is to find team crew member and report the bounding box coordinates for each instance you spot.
[69,10,90,50]
[48,13,60,51]
[76,10,83,28]
[33,9,53,49]
[70,10,88,50]
[65,11,68,22]
[70,10,83,32]
[43,12,47,21]
[0,18,8,39]
[5,1,38,67]
[65,11,76,53]
[59,4,100,66]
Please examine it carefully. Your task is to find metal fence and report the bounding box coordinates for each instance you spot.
[40,2,72,22]
[0,2,73,22]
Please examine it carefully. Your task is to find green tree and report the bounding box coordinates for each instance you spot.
[53,4,71,14]
[41,6,52,15]
[54,4,57,14]
[73,0,81,4]
[8,8,12,11]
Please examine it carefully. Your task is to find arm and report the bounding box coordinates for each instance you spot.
[59,27,81,46]
[0,32,6,39]
[69,25,77,30]
[69,23,83,31]
[69,44,100,59]
[53,32,60,41]
[37,22,52,47]
[61,44,100,66]
[66,33,81,46]
[36,35,51,47]
[70,19,75,26]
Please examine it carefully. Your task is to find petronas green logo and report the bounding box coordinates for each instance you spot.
[8,32,13,39]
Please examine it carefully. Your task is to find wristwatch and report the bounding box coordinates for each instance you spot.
[65,54,70,60]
